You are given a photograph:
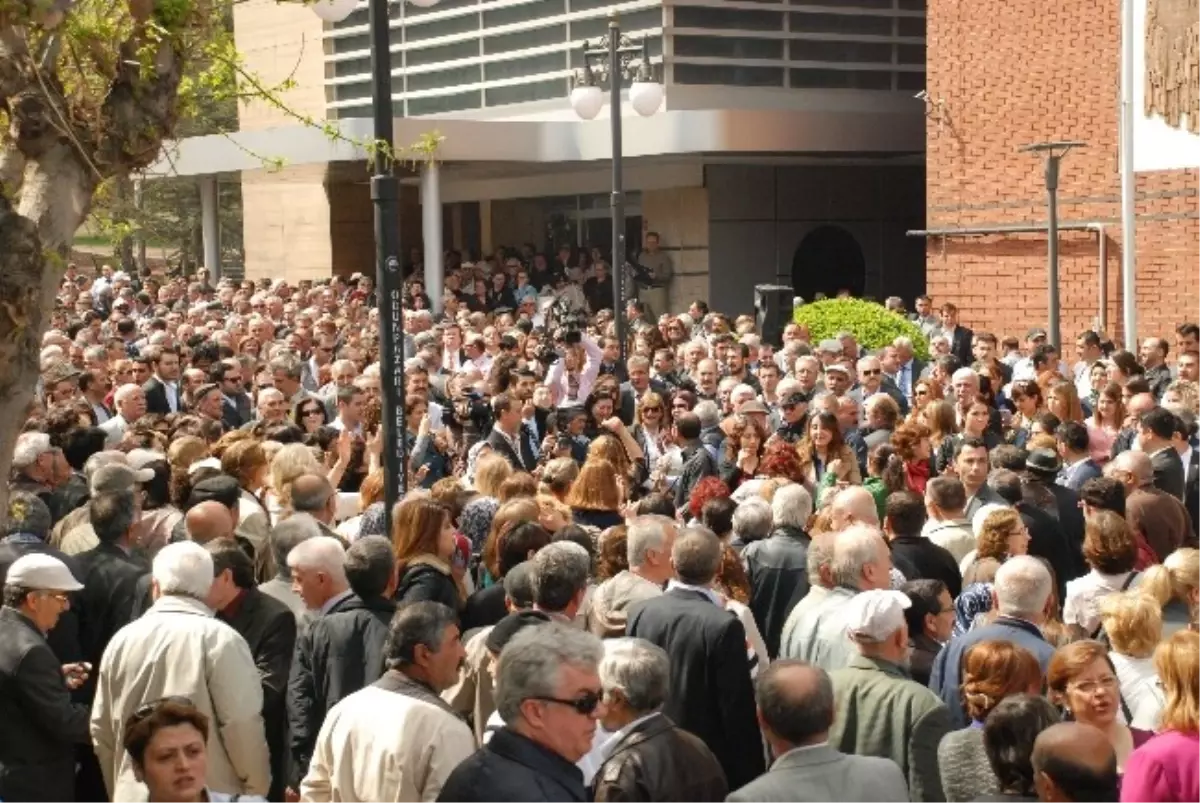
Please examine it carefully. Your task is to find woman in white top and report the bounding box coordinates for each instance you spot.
[1063,510,1141,640]
[1098,591,1166,730]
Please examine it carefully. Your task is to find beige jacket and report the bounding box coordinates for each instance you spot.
[585,570,663,638]
[302,681,475,802]
[90,595,271,801]
[442,627,496,744]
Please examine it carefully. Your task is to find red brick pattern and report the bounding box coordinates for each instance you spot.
[925,0,1199,344]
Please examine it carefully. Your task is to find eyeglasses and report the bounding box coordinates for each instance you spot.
[861,369,882,376]
[642,406,662,413]
[132,696,194,723]
[1069,676,1118,695]
[37,591,70,605]
[528,690,603,716]
[302,408,324,418]
[915,388,929,396]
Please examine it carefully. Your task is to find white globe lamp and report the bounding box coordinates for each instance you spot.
[570,84,604,120]
[311,0,358,22]
[628,78,663,117]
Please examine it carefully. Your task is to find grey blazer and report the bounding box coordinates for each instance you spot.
[726,743,908,802]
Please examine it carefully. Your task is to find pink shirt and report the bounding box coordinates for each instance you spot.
[1120,730,1199,803]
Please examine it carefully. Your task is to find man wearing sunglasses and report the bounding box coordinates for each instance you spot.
[439,622,605,802]
[0,553,91,802]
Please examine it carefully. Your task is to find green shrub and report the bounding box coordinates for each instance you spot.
[792,298,930,359]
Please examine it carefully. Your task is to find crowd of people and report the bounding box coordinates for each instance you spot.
[1,244,1198,803]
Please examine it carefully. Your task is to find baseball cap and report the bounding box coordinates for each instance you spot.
[844,589,911,643]
[1026,328,1048,341]
[824,363,851,375]
[7,553,84,592]
[4,492,53,539]
[42,361,81,385]
[90,463,154,494]
[738,399,770,416]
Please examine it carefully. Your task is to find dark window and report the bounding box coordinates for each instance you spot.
[897,16,925,36]
[406,64,481,92]
[674,63,783,86]
[484,0,565,28]
[484,51,566,81]
[406,39,480,67]
[789,39,892,63]
[406,12,479,41]
[788,12,893,35]
[896,70,925,90]
[570,9,660,40]
[789,68,892,89]
[897,43,925,64]
[407,89,482,115]
[485,77,569,106]
[674,35,783,59]
[483,23,564,54]
[406,0,477,17]
[674,6,782,31]
[332,57,372,79]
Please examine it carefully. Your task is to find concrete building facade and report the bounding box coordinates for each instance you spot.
[157,0,929,314]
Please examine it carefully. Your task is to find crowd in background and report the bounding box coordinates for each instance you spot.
[0,242,1198,803]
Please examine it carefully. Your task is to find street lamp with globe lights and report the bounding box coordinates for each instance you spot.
[308,0,440,536]
[569,20,661,362]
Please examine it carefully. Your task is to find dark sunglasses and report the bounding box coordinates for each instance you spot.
[529,690,602,716]
[861,369,881,376]
[642,406,662,412]
[302,408,324,418]
[132,695,193,722]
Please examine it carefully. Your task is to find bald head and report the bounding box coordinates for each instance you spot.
[1126,392,1155,418]
[755,660,835,751]
[1107,449,1153,487]
[1032,722,1118,802]
[186,501,234,544]
[830,486,880,528]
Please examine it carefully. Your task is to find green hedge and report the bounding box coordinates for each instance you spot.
[792,298,930,359]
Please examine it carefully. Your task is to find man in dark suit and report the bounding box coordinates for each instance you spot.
[1056,422,1104,491]
[207,538,297,802]
[938,302,974,370]
[485,393,538,472]
[1168,409,1199,539]
[142,345,183,415]
[1139,407,1187,500]
[212,359,253,430]
[627,527,764,791]
[618,355,668,426]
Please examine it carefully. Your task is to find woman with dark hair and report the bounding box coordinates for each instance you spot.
[1105,350,1144,384]
[486,271,516,312]
[980,695,1062,802]
[1008,379,1044,448]
[392,496,461,610]
[859,444,907,521]
[669,389,697,418]
[122,698,248,802]
[796,411,861,499]
[131,456,182,559]
[891,421,935,494]
[293,397,329,435]
[718,415,767,490]
[938,394,1003,470]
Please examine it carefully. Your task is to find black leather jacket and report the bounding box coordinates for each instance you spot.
[593,713,729,802]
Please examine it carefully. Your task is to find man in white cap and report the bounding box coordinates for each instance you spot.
[0,554,92,801]
[827,588,951,803]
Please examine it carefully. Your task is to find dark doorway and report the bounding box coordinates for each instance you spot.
[791,225,866,301]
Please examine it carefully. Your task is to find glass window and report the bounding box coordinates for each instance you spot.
[406,12,480,41]
[897,43,925,64]
[334,81,374,104]
[406,0,477,15]
[788,12,892,35]
[406,64,481,91]
[674,6,782,31]
[674,35,783,60]
[674,63,783,86]
[897,16,925,37]
[789,68,892,89]
[406,38,480,67]
[896,0,925,10]
[483,23,564,54]
[570,9,660,40]
[485,77,569,106]
[407,89,482,115]
[484,0,565,28]
[789,39,892,63]
[896,70,925,90]
[485,51,566,81]
[332,57,372,79]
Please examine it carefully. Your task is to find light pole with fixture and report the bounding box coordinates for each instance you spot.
[569,20,662,363]
[311,0,438,537]
[1019,140,1086,351]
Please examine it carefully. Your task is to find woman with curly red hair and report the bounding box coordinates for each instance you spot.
[891,421,935,494]
[687,476,731,524]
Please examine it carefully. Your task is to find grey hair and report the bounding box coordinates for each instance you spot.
[83,450,128,480]
[344,535,396,600]
[269,515,321,580]
[383,601,458,669]
[626,515,674,568]
[994,556,1053,619]
[807,531,835,585]
[286,535,347,584]
[732,497,773,541]
[153,541,215,599]
[693,400,721,430]
[89,490,137,545]
[831,525,886,589]
[531,541,590,613]
[893,336,914,351]
[599,638,670,714]
[671,526,722,586]
[772,484,813,530]
[268,352,303,380]
[495,623,604,722]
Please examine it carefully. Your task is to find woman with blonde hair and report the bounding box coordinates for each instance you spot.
[393,495,461,609]
[565,459,625,529]
[631,390,673,488]
[587,433,640,499]
[537,457,579,502]
[962,508,1031,585]
[1120,630,1199,802]
[1099,592,1166,731]
[459,451,512,552]
[219,438,272,562]
[1139,547,1200,635]
[938,640,1044,802]
[1046,379,1085,424]
[267,442,325,518]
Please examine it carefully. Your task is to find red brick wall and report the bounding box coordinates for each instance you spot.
[924,0,1198,345]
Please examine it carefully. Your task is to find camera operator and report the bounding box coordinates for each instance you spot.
[543,327,603,409]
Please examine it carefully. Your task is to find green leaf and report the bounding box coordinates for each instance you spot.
[793,298,931,360]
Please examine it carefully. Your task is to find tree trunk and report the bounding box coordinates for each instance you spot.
[0,146,95,516]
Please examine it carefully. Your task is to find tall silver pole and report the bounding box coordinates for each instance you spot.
[1119,0,1137,346]
[609,20,626,363]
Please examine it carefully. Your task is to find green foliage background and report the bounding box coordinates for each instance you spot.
[793,298,931,359]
